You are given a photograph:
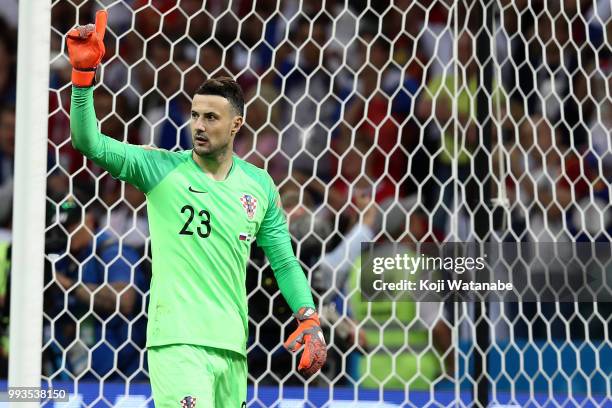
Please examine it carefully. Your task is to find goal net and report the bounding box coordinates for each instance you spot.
[35,0,612,406]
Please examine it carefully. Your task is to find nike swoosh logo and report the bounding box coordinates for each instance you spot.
[188,186,207,194]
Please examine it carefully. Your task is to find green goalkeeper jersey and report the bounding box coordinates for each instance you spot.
[70,87,315,356]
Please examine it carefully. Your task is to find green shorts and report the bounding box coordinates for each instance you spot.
[148,344,247,408]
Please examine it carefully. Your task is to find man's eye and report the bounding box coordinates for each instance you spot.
[191,113,198,119]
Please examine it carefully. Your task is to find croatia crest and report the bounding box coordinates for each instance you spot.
[240,194,258,219]
[180,396,196,408]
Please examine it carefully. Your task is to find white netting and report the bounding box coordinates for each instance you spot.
[27,0,612,406]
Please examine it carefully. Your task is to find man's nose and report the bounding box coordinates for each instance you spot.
[194,119,205,131]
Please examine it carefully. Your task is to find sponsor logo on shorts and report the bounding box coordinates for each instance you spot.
[180,396,197,408]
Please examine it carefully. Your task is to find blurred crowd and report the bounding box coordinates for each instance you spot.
[0,0,609,389]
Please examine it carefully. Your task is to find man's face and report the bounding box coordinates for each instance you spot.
[190,94,242,157]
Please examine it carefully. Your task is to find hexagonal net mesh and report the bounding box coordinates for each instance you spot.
[40,0,611,406]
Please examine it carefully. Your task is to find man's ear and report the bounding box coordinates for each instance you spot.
[231,115,244,136]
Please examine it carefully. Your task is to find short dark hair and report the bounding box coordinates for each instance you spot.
[195,77,245,117]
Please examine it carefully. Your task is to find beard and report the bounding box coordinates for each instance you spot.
[192,133,231,158]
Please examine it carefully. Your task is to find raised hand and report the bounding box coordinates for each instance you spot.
[66,10,107,87]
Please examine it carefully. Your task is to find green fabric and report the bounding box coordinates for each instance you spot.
[71,87,184,193]
[148,344,247,408]
[261,238,316,312]
[70,86,314,357]
[236,159,315,313]
[348,247,441,389]
[425,75,506,165]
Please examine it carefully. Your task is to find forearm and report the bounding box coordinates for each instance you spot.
[264,240,315,312]
[70,86,126,176]
[70,86,100,154]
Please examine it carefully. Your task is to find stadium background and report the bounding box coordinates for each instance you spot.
[0,0,610,406]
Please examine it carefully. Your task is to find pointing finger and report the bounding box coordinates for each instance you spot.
[95,10,107,40]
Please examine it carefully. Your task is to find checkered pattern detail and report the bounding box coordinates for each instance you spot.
[240,194,257,220]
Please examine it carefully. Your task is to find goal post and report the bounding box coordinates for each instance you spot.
[9,0,51,402]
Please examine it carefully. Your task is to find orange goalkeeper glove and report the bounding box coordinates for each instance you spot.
[284,307,327,377]
[66,10,107,87]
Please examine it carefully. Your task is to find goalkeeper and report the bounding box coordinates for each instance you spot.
[66,11,326,408]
